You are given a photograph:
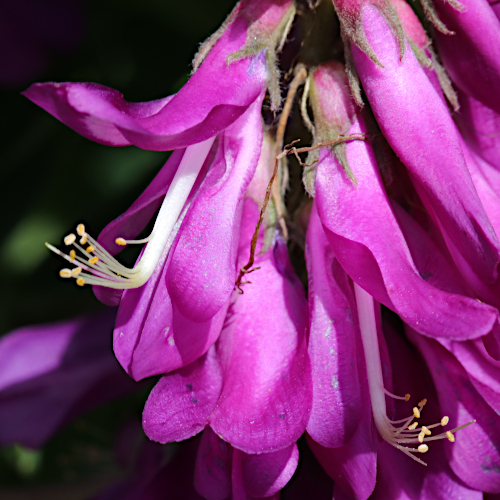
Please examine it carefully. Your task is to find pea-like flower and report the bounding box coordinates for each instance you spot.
[14,0,500,497]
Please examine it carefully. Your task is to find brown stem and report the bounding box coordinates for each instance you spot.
[234,132,367,292]
[235,64,307,292]
[278,133,367,162]
[272,65,308,237]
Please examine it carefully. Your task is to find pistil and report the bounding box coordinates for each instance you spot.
[46,137,215,289]
[354,283,475,465]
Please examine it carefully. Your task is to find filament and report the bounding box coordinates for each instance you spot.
[46,137,215,289]
[353,283,475,465]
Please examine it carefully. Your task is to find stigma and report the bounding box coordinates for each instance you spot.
[45,137,216,289]
[354,283,475,466]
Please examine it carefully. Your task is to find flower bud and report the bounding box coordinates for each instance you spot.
[304,62,356,194]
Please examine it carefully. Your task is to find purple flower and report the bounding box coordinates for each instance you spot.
[25,0,298,386]
[104,99,265,381]
[18,0,500,497]
[309,63,497,341]
[140,139,312,485]
[0,309,137,448]
[346,2,500,284]
[0,307,303,499]
[306,204,492,498]
[301,23,500,492]
[432,0,500,114]
[22,0,295,150]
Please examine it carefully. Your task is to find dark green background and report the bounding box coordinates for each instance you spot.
[0,0,234,496]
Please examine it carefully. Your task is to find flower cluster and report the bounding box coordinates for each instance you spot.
[2,0,500,497]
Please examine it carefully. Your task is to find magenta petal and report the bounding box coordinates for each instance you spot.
[113,256,227,380]
[142,347,222,444]
[392,196,500,315]
[305,203,362,447]
[231,449,276,500]
[94,150,184,306]
[97,150,184,255]
[472,146,500,202]
[440,337,500,416]
[307,432,377,500]
[372,441,483,500]
[111,151,228,380]
[315,116,497,340]
[410,331,500,493]
[22,18,266,151]
[391,202,468,295]
[490,0,500,19]
[457,90,500,171]
[451,145,500,308]
[209,240,311,454]
[236,443,299,498]
[464,145,500,252]
[308,311,377,500]
[0,309,136,448]
[167,97,264,322]
[374,318,484,500]
[351,4,500,284]
[434,0,500,114]
[194,428,233,500]
[23,82,172,147]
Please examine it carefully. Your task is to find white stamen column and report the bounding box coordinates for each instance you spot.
[46,136,216,289]
[134,137,216,285]
[354,282,392,442]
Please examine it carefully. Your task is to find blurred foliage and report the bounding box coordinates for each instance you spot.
[0,0,234,496]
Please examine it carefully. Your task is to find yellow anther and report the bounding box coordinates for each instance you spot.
[418,431,425,443]
[418,444,429,453]
[418,398,427,408]
[413,407,421,419]
[59,269,72,278]
[441,416,449,426]
[71,267,82,277]
[76,277,86,286]
[408,422,418,430]
[86,246,95,253]
[80,234,88,245]
[446,431,455,442]
[69,250,76,260]
[115,237,127,246]
[76,224,85,236]
[64,234,76,246]
[422,426,431,436]
[89,256,99,265]
[404,393,411,401]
